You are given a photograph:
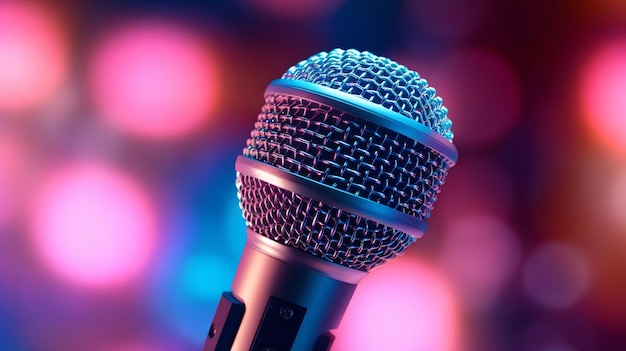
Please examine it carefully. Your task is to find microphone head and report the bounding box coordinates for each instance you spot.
[283,49,454,141]
[237,49,457,271]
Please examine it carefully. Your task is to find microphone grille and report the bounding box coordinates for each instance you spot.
[283,48,454,141]
[237,174,415,271]
[245,94,450,220]
[239,49,456,271]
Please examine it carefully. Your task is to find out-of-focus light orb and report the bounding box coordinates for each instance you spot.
[243,0,345,19]
[522,242,591,309]
[429,48,522,146]
[520,321,589,351]
[579,40,626,155]
[440,215,522,309]
[334,256,460,351]
[406,0,491,40]
[103,343,173,351]
[30,163,157,288]
[179,253,234,300]
[147,174,245,346]
[175,253,235,343]
[608,169,626,227]
[436,157,514,219]
[0,133,29,227]
[0,1,68,112]
[148,251,237,346]
[88,20,217,140]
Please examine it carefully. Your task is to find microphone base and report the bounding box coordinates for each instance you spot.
[204,230,367,351]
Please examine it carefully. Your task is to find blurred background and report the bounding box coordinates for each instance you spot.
[0,0,625,350]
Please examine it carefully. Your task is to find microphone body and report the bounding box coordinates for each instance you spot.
[203,49,457,351]
[221,231,362,351]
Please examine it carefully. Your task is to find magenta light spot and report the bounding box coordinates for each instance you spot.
[440,215,522,309]
[334,256,461,351]
[30,163,157,288]
[102,343,172,351]
[579,40,626,155]
[607,169,626,228]
[243,0,345,19]
[88,20,218,140]
[521,321,582,351]
[0,133,29,227]
[406,0,492,40]
[522,242,591,309]
[0,2,68,112]
[428,48,522,147]
[435,157,515,220]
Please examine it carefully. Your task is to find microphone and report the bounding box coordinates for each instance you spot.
[203,49,457,351]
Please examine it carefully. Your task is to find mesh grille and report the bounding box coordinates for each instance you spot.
[244,94,451,220]
[284,48,454,141]
[237,173,415,271]
[238,49,455,270]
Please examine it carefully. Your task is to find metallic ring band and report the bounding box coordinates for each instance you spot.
[246,228,367,284]
[266,78,458,165]
[236,155,428,238]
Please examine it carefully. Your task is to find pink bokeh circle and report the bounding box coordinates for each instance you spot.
[30,163,157,289]
[88,20,218,140]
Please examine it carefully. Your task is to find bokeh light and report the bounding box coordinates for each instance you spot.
[576,152,626,232]
[579,40,626,155]
[88,20,217,140]
[406,0,492,40]
[607,168,626,228]
[440,215,522,309]
[0,132,30,228]
[520,321,584,351]
[334,256,460,351]
[30,163,157,288]
[0,1,68,113]
[0,301,21,350]
[522,242,591,309]
[435,157,515,220]
[0,1,623,349]
[242,0,345,19]
[165,253,235,344]
[427,48,522,146]
[148,188,244,347]
[100,342,177,351]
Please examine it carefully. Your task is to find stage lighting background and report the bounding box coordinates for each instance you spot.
[1,0,625,350]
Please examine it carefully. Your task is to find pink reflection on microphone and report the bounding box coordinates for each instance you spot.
[29,163,157,289]
[0,1,68,113]
[334,256,461,351]
[87,20,218,140]
[578,39,626,155]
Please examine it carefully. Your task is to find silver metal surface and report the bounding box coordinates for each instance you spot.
[238,48,456,271]
[230,233,359,351]
[246,229,367,284]
[245,93,452,221]
[266,79,457,163]
[237,173,417,271]
[207,48,459,350]
[236,156,428,237]
[283,48,454,141]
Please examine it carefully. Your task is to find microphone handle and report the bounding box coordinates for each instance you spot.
[204,229,367,351]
